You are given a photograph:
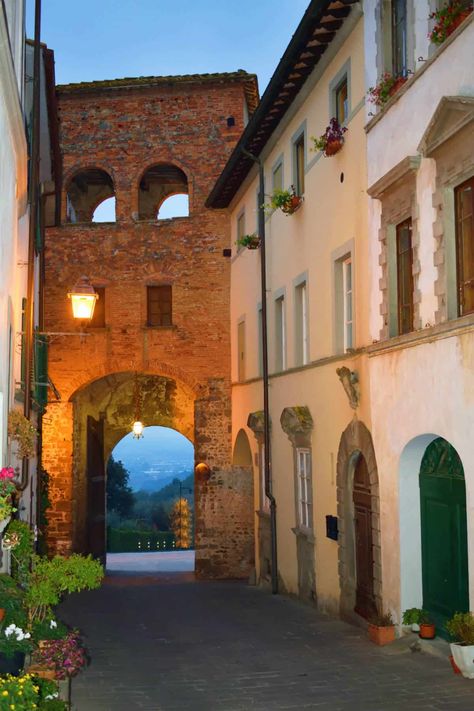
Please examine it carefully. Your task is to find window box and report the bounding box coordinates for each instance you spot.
[367,73,408,108]
[429,2,473,46]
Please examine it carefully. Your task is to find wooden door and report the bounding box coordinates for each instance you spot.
[353,453,377,619]
[86,415,106,564]
[420,438,469,631]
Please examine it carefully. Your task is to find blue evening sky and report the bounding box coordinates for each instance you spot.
[27,1,309,90]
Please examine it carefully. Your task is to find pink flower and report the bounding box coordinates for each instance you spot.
[0,467,15,480]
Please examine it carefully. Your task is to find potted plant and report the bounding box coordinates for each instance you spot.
[311,118,348,157]
[402,607,422,632]
[429,1,473,45]
[236,233,261,250]
[446,612,474,679]
[367,611,396,646]
[0,466,18,529]
[0,622,33,675]
[368,73,407,107]
[0,674,68,710]
[418,610,436,639]
[4,518,35,587]
[33,630,88,681]
[25,553,103,626]
[266,185,303,215]
[8,410,38,459]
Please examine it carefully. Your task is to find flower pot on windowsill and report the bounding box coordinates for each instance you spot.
[245,235,261,250]
[388,76,407,98]
[324,138,344,157]
[368,623,396,646]
[281,195,303,215]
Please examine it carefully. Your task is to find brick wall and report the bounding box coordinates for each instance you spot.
[43,73,257,577]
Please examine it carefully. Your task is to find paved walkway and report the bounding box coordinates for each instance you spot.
[60,579,474,711]
[106,551,195,573]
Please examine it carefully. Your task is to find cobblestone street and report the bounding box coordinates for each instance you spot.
[60,577,474,711]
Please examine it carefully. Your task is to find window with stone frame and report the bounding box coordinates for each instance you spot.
[378,0,413,79]
[147,285,172,327]
[367,157,420,340]
[418,97,474,324]
[335,76,349,125]
[274,294,286,372]
[455,176,474,316]
[296,448,312,529]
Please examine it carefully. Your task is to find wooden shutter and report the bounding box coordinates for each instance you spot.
[455,177,474,316]
[396,218,414,334]
[147,286,172,327]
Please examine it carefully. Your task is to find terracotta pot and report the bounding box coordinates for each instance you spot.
[419,622,436,639]
[388,76,407,98]
[450,654,462,675]
[368,623,396,646]
[282,195,302,215]
[324,138,344,157]
[0,608,5,622]
[28,663,56,680]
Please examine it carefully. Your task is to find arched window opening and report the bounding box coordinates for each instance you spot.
[66,168,115,223]
[92,196,116,223]
[138,164,189,220]
[158,193,189,220]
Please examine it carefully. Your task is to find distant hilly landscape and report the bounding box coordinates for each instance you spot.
[112,426,194,492]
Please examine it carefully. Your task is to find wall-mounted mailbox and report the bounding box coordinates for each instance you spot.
[326,515,338,541]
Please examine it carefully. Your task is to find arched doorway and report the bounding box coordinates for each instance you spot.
[336,419,381,622]
[420,437,469,628]
[353,453,377,619]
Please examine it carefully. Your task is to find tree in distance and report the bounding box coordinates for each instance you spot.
[106,457,135,518]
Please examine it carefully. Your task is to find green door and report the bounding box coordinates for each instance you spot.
[420,438,469,634]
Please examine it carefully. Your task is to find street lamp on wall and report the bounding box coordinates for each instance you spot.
[68,275,98,321]
[131,372,144,439]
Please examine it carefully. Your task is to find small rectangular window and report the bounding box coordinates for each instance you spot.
[237,211,245,252]
[273,162,283,192]
[295,281,309,366]
[396,218,414,334]
[294,135,305,196]
[455,176,474,316]
[342,259,353,350]
[237,320,246,382]
[90,287,106,328]
[297,448,312,529]
[275,296,286,372]
[147,285,172,327]
[335,77,349,124]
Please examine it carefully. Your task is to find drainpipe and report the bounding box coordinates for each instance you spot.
[23,0,41,496]
[242,149,278,595]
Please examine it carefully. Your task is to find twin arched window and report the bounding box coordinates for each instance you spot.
[65,164,189,224]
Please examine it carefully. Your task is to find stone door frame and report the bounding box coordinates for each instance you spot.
[336,419,382,623]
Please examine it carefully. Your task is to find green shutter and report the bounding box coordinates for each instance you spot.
[33,333,48,409]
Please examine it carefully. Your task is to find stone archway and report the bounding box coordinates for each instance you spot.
[336,419,381,622]
[70,372,195,557]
